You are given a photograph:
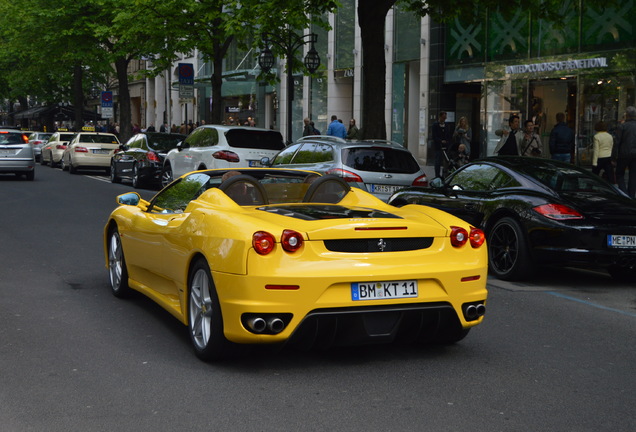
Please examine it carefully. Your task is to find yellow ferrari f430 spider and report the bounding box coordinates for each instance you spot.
[104,168,487,361]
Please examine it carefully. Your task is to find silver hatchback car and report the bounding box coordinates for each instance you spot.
[0,128,35,180]
[264,137,428,201]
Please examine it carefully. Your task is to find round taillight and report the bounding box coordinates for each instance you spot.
[450,226,468,247]
[469,227,485,248]
[252,231,275,255]
[281,229,304,252]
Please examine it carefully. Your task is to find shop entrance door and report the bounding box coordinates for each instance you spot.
[529,79,577,158]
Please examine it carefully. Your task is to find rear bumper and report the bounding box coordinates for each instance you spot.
[0,159,35,172]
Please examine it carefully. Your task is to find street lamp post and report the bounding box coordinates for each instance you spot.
[258,31,320,143]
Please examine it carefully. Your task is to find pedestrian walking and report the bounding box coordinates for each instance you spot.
[612,106,636,198]
[592,121,616,184]
[549,112,575,162]
[494,114,522,156]
[432,111,452,178]
[326,115,347,139]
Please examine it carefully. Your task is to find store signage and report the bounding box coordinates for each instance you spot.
[505,57,608,74]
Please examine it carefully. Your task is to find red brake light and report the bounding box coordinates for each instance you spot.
[325,168,363,183]
[469,227,485,248]
[74,146,88,153]
[147,151,160,162]
[412,175,428,187]
[450,226,469,247]
[281,230,304,252]
[213,150,240,163]
[253,231,275,255]
[533,204,583,220]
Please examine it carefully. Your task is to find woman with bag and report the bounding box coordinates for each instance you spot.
[521,120,542,157]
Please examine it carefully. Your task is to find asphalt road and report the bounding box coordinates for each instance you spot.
[1,166,635,431]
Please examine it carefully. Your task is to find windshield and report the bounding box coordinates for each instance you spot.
[0,131,28,145]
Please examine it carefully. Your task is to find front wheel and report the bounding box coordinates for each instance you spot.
[161,164,173,188]
[108,227,131,298]
[488,217,532,281]
[188,259,230,361]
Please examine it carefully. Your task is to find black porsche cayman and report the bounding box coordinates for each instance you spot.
[388,156,636,281]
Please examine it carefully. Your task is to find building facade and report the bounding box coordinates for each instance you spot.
[115,0,634,168]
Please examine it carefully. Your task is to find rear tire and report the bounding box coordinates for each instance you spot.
[132,164,142,189]
[488,217,532,281]
[608,265,636,283]
[69,158,77,174]
[110,162,121,183]
[25,170,35,181]
[188,258,231,361]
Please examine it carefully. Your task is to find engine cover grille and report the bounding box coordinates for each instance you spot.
[324,237,433,253]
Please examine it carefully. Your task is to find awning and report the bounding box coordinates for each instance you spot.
[11,105,103,121]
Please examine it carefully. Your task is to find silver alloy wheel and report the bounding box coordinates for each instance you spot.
[161,165,173,188]
[189,268,213,350]
[108,231,123,290]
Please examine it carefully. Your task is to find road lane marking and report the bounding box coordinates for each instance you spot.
[547,291,636,318]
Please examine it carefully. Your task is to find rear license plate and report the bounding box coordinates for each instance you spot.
[608,235,636,248]
[248,160,261,167]
[0,150,13,156]
[351,280,418,301]
[92,149,110,154]
[370,184,402,194]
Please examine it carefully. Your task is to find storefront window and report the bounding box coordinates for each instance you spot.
[483,79,526,155]
[311,73,328,133]
[578,73,636,166]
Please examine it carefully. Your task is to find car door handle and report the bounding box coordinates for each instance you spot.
[464,204,476,211]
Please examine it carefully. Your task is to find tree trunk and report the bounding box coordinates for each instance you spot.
[358,0,395,139]
[73,64,84,132]
[210,52,224,124]
[115,57,132,142]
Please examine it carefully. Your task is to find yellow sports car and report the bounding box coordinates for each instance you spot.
[104,168,488,361]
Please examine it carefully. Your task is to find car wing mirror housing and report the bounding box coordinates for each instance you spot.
[117,192,141,206]
[260,157,271,166]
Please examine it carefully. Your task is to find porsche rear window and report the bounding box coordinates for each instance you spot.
[225,129,285,150]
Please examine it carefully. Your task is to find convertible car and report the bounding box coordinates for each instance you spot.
[388,157,636,282]
[104,168,487,361]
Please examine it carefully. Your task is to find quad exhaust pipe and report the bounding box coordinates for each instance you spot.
[245,315,286,334]
[463,303,486,321]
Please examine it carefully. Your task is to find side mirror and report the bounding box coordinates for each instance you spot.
[260,157,271,166]
[430,177,444,188]
[176,141,184,152]
[117,192,141,206]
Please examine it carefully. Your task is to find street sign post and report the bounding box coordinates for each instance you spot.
[178,63,194,100]
[101,91,114,119]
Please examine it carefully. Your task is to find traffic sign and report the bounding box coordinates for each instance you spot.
[178,63,194,85]
[101,91,113,108]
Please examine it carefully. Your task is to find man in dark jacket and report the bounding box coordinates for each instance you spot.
[432,111,452,178]
[612,106,636,198]
[549,112,575,162]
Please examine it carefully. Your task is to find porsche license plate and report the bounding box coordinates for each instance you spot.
[351,280,418,301]
[608,235,636,248]
[370,184,401,194]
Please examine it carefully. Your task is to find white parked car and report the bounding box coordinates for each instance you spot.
[28,132,52,161]
[161,125,285,187]
[61,132,120,174]
[41,131,75,167]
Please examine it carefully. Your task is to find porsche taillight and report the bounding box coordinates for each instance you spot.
[533,204,583,220]
[253,231,276,255]
[147,151,160,162]
[469,227,485,248]
[450,226,468,247]
[213,150,240,163]
[281,230,304,252]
